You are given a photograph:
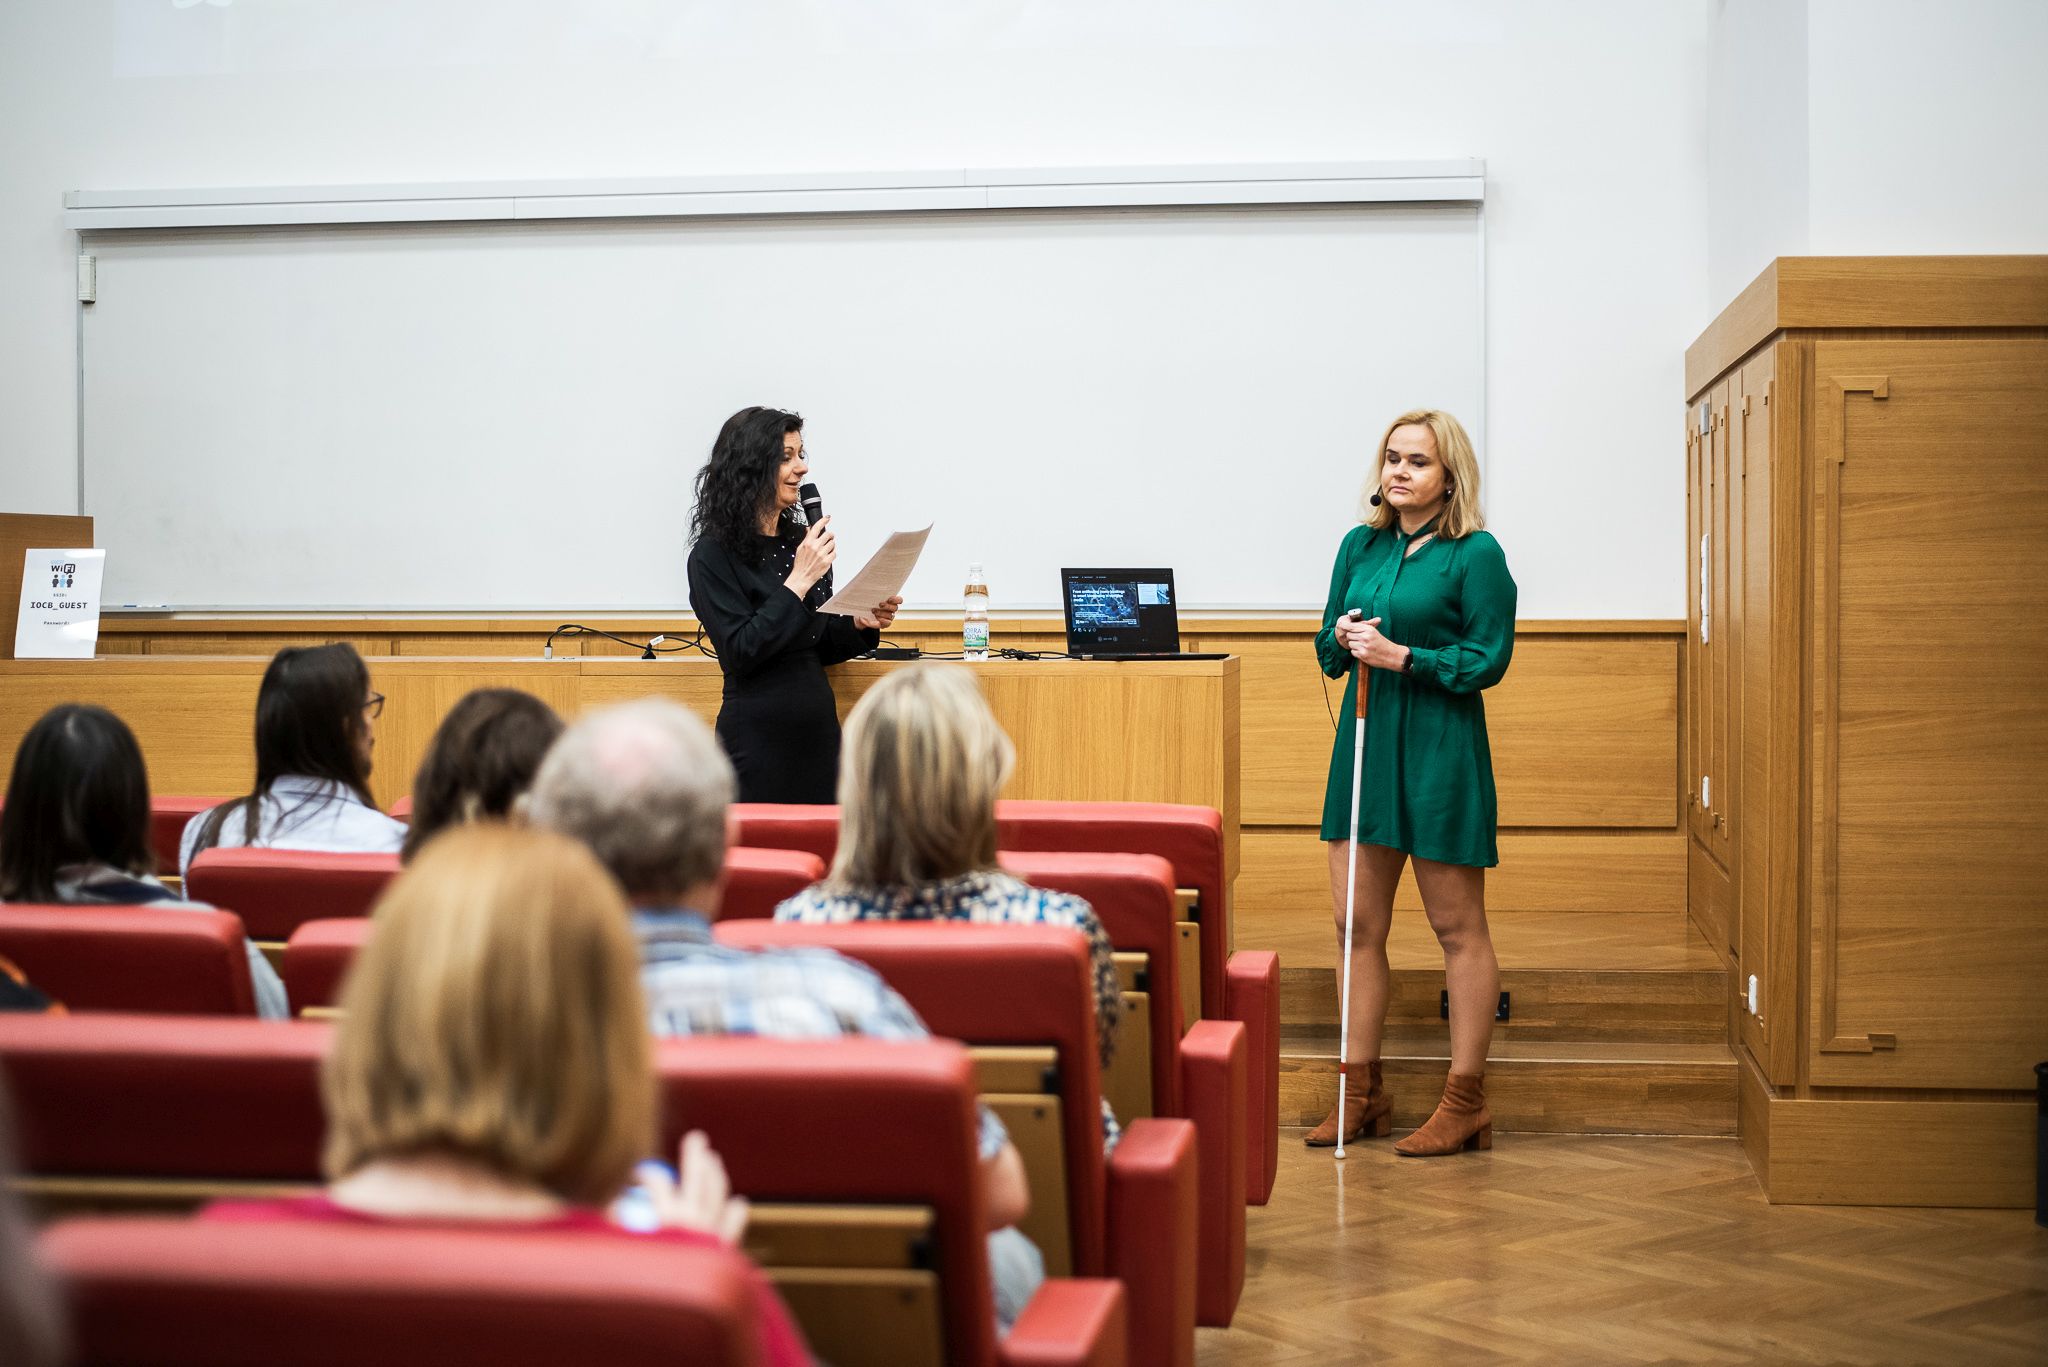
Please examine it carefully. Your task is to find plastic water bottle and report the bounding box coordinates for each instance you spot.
[963,563,990,661]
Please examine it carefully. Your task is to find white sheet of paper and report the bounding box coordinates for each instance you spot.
[14,548,106,659]
[821,524,933,617]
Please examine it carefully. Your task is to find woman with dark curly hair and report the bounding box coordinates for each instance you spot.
[685,407,901,803]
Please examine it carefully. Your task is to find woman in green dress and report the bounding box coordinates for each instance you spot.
[1307,409,1516,1157]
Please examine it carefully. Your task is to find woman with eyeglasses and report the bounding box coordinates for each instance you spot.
[686,407,902,803]
[180,643,405,876]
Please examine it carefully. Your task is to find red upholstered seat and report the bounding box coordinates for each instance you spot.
[717,800,1280,1205]
[729,803,839,865]
[41,1217,771,1367]
[280,917,370,1013]
[993,852,1246,1327]
[184,848,400,941]
[388,793,412,821]
[280,845,825,1012]
[995,801,1280,1208]
[0,1017,1124,1367]
[715,847,827,921]
[0,1013,329,1182]
[0,905,257,1016]
[717,921,1208,1356]
[654,1034,1126,1367]
[151,795,219,877]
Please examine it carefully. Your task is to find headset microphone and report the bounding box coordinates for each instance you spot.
[1369,492,1383,507]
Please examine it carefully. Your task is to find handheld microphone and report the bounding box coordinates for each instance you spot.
[799,482,825,530]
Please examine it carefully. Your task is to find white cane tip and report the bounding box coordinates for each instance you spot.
[1333,1146,1346,1160]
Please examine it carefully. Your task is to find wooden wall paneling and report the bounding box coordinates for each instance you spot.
[1684,413,1707,855]
[1711,379,1736,877]
[573,660,727,728]
[392,633,555,657]
[148,633,395,657]
[1233,827,1687,940]
[1487,639,1680,829]
[1807,336,2048,1090]
[1203,631,1679,830]
[1736,344,1793,1081]
[0,661,261,799]
[364,659,585,811]
[1763,1094,2036,1207]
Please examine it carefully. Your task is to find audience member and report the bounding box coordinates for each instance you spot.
[203,824,810,1365]
[776,664,1122,1082]
[400,687,562,861]
[0,703,287,1017]
[180,643,404,876]
[527,698,1043,1329]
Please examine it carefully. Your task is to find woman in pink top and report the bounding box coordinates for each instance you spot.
[205,824,809,1367]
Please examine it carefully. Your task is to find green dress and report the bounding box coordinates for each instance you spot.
[1315,519,1517,867]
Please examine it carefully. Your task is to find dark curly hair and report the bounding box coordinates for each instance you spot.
[688,406,804,554]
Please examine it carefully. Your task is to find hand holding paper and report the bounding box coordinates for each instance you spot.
[822,525,931,617]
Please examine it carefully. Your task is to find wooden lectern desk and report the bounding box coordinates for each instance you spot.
[0,654,1241,882]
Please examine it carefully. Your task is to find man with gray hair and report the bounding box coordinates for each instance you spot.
[526,698,1041,1327]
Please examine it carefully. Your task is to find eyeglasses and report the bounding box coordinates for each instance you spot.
[363,692,385,720]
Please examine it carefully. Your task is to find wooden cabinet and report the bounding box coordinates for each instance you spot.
[1685,257,2048,1205]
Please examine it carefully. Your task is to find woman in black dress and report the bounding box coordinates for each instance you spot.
[685,407,901,803]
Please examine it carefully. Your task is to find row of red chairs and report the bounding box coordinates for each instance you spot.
[9,1018,1127,1367]
[145,794,1281,1207]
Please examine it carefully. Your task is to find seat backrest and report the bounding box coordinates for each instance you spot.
[712,923,1108,1280]
[0,905,257,1016]
[728,804,840,865]
[0,1013,328,1186]
[184,849,401,941]
[653,1034,999,1367]
[281,917,372,1013]
[151,796,219,877]
[41,1217,767,1367]
[996,851,1183,1117]
[995,800,1229,1018]
[716,847,828,921]
[388,794,413,821]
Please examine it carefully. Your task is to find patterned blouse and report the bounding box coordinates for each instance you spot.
[775,869,1122,1070]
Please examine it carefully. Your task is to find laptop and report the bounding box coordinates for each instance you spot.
[1060,568,1228,661]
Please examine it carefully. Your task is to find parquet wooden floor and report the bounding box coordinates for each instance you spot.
[1200,1130,2048,1366]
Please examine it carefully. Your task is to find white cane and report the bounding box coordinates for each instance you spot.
[1334,612,1369,1160]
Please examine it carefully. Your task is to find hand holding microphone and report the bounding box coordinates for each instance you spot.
[786,516,836,596]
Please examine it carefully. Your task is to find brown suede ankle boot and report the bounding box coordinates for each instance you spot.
[1393,1071,1491,1156]
[1305,1061,1391,1147]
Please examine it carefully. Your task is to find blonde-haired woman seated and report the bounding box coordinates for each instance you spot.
[203,824,810,1367]
[775,663,1122,1143]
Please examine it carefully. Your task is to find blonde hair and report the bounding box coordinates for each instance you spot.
[1361,409,1485,539]
[322,823,652,1207]
[832,664,1015,888]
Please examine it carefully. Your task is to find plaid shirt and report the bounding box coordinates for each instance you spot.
[634,908,1007,1159]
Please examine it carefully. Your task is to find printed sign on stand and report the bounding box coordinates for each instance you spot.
[14,549,106,659]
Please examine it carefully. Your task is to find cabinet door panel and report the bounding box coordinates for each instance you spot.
[1808,336,2048,1088]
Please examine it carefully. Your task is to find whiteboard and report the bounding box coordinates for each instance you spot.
[80,201,1482,610]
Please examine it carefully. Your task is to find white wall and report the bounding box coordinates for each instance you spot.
[0,1,1715,618]
[1707,0,1809,307]
[1706,0,2048,310]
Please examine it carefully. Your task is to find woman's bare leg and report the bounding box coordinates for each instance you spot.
[1326,839,1404,1064]
[1410,856,1496,1075]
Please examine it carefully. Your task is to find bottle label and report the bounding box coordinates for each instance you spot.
[963,619,989,652]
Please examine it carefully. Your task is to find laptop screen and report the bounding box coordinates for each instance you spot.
[1061,568,1181,654]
